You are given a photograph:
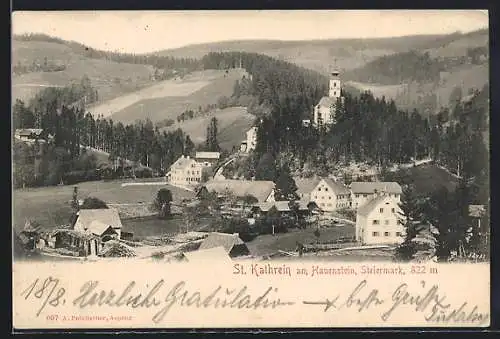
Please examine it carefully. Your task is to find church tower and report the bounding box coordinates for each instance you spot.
[329,69,341,99]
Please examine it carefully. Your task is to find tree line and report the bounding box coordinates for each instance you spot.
[344,50,444,85]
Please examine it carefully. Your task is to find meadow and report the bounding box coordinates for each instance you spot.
[12,40,155,103]
[246,226,355,256]
[106,69,247,124]
[12,178,195,232]
[163,106,255,151]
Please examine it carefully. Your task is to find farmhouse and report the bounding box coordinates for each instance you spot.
[295,177,321,201]
[73,208,123,240]
[14,128,54,143]
[355,194,404,245]
[48,229,102,257]
[195,151,221,167]
[350,181,402,209]
[197,179,276,203]
[14,128,44,141]
[310,178,351,212]
[198,232,250,258]
[313,69,344,127]
[166,155,204,186]
[241,126,258,153]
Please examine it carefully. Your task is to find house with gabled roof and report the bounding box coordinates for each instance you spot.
[355,194,405,245]
[350,181,402,210]
[308,177,351,212]
[73,208,123,240]
[166,155,204,187]
[198,232,250,257]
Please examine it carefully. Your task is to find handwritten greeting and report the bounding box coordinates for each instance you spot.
[18,275,489,326]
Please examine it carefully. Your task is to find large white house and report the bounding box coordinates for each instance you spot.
[350,181,402,209]
[310,178,351,212]
[295,177,350,212]
[313,70,344,126]
[355,194,405,245]
[166,155,204,186]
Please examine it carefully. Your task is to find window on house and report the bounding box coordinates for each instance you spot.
[384,232,390,237]
[318,188,321,191]
[328,196,331,200]
[385,220,390,225]
[391,208,395,213]
[327,203,332,207]
[334,82,337,87]
[334,91,337,96]
[372,232,379,237]
[325,187,328,191]
[380,208,384,213]
[373,220,380,225]
[363,194,367,198]
[314,195,317,199]
[355,194,360,198]
[396,232,402,237]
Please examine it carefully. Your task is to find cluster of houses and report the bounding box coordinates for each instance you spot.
[191,174,404,246]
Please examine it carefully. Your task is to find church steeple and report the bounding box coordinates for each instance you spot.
[328,61,341,99]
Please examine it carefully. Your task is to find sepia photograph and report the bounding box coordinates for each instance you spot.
[11,10,490,329]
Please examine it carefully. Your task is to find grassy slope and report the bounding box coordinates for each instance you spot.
[107,69,247,124]
[13,179,195,232]
[162,106,255,150]
[12,40,155,103]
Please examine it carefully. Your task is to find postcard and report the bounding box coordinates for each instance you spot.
[12,10,490,330]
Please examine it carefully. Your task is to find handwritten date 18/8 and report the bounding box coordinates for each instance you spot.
[20,277,66,317]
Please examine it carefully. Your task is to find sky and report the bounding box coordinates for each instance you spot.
[12,10,489,54]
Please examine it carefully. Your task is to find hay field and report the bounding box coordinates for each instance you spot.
[13,179,195,232]
[163,106,255,150]
[12,40,155,103]
[106,69,247,124]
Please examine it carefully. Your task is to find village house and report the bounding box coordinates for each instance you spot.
[312,69,344,127]
[198,232,250,258]
[355,194,405,246]
[310,178,351,212]
[240,126,258,153]
[197,179,276,203]
[166,155,204,186]
[14,128,44,142]
[195,151,221,167]
[47,229,102,257]
[295,177,350,212]
[350,181,402,209]
[14,128,54,143]
[73,208,123,240]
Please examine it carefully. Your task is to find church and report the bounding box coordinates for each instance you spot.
[311,69,344,127]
